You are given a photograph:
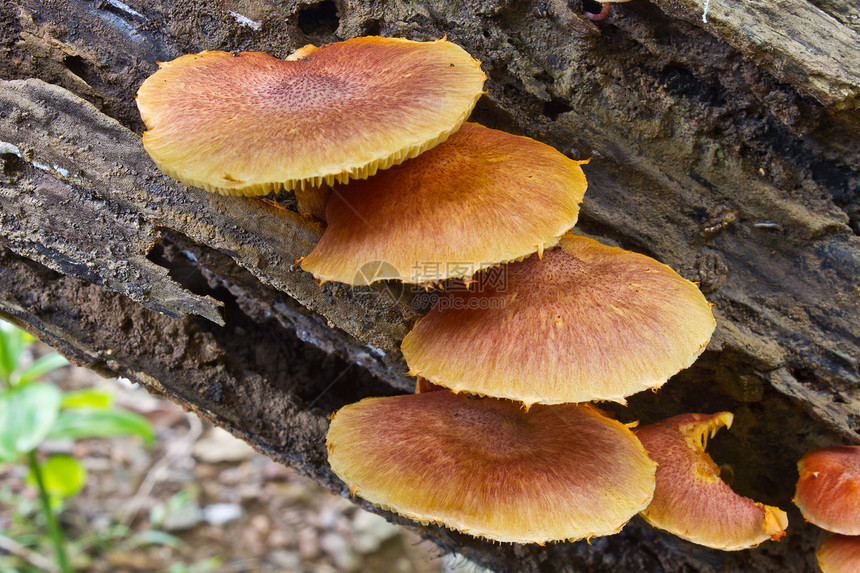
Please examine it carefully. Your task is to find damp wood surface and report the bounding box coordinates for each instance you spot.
[0,1,858,571]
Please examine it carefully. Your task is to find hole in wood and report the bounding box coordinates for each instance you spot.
[297,0,339,37]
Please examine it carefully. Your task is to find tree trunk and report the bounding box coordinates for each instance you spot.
[1,1,857,571]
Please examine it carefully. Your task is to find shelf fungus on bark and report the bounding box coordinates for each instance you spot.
[634,412,789,550]
[136,37,486,196]
[400,235,715,405]
[300,123,587,285]
[794,445,860,535]
[326,390,656,544]
[817,533,860,573]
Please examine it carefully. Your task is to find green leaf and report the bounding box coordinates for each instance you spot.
[120,529,186,550]
[0,321,18,382]
[60,387,113,410]
[0,326,8,381]
[47,409,155,445]
[15,352,70,386]
[167,557,223,573]
[149,502,166,529]
[0,383,62,461]
[0,320,35,384]
[27,454,88,498]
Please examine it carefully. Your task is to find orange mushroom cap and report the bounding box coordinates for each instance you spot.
[300,123,587,284]
[817,533,860,573]
[136,37,486,196]
[634,412,788,551]
[326,391,656,543]
[401,234,715,405]
[795,445,860,535]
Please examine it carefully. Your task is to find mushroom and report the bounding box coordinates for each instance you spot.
[634,412,788,550]
[794,445,860,535]
[817,533,860,573]
[136,37,486,197]
[326,390,656,543]
[300,123,588,284]
[584,0,631,21]
[401,234,715,405]
[293,185,331,220]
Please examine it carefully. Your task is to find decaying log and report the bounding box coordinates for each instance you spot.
[1,1,858,571]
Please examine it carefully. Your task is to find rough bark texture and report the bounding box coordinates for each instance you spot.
[1,0,858,571]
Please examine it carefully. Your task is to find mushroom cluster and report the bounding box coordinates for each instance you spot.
[794,446,860,572]
[137,36,790,549]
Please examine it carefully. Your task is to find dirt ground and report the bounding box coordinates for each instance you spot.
[0,354,485,573]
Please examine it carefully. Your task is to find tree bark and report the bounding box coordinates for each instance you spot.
[1,1,857,571]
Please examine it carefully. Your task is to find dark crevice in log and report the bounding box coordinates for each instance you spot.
[297,0,341,39]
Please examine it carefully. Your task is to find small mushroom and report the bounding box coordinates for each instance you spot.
[136,37,486,196]
[300,123,588,285]
[817,533,860,573]
[294,185,331,220]
[794,446,860,535]
[634,412,789,550]
[401,234,715,405]
[585,0,631,21]
[326,390,656,543]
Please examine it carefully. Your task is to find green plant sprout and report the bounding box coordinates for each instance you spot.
[0,319,155,573]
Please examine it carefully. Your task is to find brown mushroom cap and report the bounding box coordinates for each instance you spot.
[818,533,860,573]
[136,37,486,196]
[299,123,587,284]
[795,445,860,535]
[400,234,715,405]
[634,412,788,551]
[326,391,656,543]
